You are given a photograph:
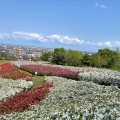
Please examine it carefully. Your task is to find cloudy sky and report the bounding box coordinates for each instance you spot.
[0,0,120,52]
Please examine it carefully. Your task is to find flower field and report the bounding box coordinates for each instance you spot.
[12,60,110,72]
[0,61,120,119]
[20,64,79,80]
[78,71,120,88]
[0,82,53,114]
[0,63,32,81]
[0,62,53,115]
[0,78,33,102]
[0,76,119,119]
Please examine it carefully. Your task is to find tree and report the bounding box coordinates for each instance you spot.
[90,48,118,68]
[90,54,98,67]
[52,48,66,65]
[0,53,17,60]
[65,49,83,66]
[81,54,91,66]
[97,48,117,68]
[112,48,120,70]
[41,52,51,61]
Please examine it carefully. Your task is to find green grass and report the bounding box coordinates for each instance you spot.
[31,76,46,90]
[0,60,10,64]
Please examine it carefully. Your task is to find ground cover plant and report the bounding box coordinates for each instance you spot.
[0,63,32,81]
[78,71,120,88]
[0,76,119,119]
[0,62,53,115]
[12,60,109,72]
[0,82,53,114]
[0,60,10,64]
[1,61,120,119]
[0,78,33,102]
[20,64,79,80]
[31,76,46,90]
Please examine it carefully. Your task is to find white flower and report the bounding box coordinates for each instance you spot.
[0,78,33,101]
[0,76,120,119]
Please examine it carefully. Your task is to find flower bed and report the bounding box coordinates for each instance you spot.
[12,61,109,72]
[20,64,79,80]
[0,78,33,102]
[0,63,32,81]
[0,82,53,114]
[0,76,119,119]
[78,71,120,88]
[0,63,15,73]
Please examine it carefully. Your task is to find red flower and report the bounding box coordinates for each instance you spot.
[0,82,53,114]
[0,63,32,81]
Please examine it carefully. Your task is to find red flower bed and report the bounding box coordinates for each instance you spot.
[0,63,32,81]
[0,63,15,73]
[0,82,53,114]
[20,65,79,80]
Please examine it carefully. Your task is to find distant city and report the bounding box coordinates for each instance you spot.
[0,43,94,60]
[0,43,54,60]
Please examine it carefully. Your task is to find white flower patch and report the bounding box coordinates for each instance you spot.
[0,76,119,119]
[78,71,120,87]
[16,79,33,90]
[0,78,33,101]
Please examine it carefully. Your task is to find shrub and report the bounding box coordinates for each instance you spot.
[78,71,120,88]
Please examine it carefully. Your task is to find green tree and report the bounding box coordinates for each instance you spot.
[65,49,83,66]
[90,54,98,67]
[112,48,120,70]
[52,48,66,65]
[90,48,118,68]
[97,48,117,68]
[81,54,91,66]
[0,53,17,60]
[41,52,51,61]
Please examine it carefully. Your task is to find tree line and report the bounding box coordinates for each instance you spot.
[41,48,120,71]
[0,53,17,60]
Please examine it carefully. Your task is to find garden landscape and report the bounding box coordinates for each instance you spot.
[1,1,120,119]
[0,58,120,120]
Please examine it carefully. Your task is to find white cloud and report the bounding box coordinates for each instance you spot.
[95,3,108,9]
[104,42,111,47]
[49,34,61,40]
[48,34,85,45]
[95,3,99,7]
[100,4,108,9]
[96,41,120,47]
[0,33,10,39]
[11,32,47,42]
[109,42,120,47]
[0,32,120,48]
[97,42,103,46]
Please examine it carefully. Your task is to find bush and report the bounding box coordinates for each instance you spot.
[78,71,120,88]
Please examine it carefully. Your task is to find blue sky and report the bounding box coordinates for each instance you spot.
[0,0,120,52]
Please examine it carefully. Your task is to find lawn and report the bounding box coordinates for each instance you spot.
[0,60,10,64]
[17,68,46,90]
[31,76,46,90]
